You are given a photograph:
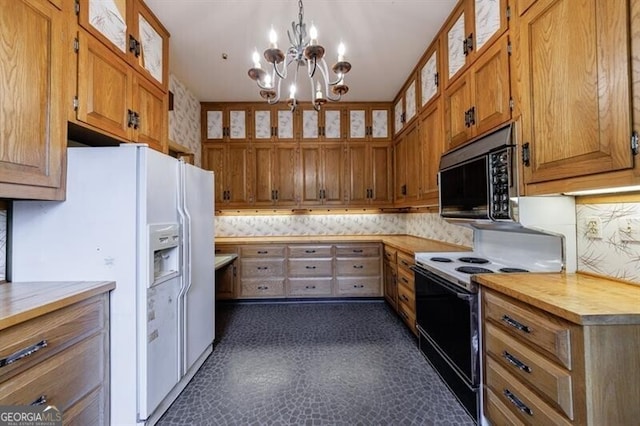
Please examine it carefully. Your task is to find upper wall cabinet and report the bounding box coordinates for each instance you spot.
[419,37,441,110]
[347,105,391,141]
[443,0,509,88]
[77,0,169,91]
[394,76,418,136]
[252,106,295,142]
[0,0,66,200]
[513,0,634,191]
[300,105,345,141]
[202,104,250,141]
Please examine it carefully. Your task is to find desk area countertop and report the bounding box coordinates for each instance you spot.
[215,234,470,255]
[215,253,238,270]
[0,281,116,330]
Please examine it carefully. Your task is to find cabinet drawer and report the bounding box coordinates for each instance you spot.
[288,258,333,277]
[0,296,106,382]
[63,386,108,426]
[240,258,285,278]
[336,277,381,296]
[397,251,414,271]
[335,244,380,257]
[484,290,573,369]
[288,278,333,297]
[0,333,105,412]
[484,387,525,426]
[288,245,332,258]
[336,257,381,276]
[397,282,415,311]
[240,279,285,298]
[397,267,414,291]
[485,322,574,420]
[485,357,572,426]
[383,246,397,263]
[240,245,286,258]
[398,301,417,334]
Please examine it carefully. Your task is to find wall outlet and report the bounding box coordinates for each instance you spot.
[618,217,640,242]
[585,216,602,239]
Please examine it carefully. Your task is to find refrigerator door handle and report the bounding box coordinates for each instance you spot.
[176,162,189,376]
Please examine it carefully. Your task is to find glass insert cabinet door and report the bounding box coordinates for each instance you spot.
[324,110,341,139]
[350,110,366,139]
[277,110,294,139]
[206,111,223,140]
[371,110,388,139]
[87,0,128,53]
[138,13,164,85]
[394,99,403,135]
[447,12,466,79]
[303,110,319,139]
[421,52,438,106]
[405,81,417,122]
[475,0,502,51]
[254,110,271,139]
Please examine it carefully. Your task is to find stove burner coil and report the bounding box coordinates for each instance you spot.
[458,257,490,264]
[456,266,494,274]
[430,257,453,263]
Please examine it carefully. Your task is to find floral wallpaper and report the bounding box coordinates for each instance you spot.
[215,212,473,247]
[0,210,6,281]
[169,74,202,166]
[576,202,640,284]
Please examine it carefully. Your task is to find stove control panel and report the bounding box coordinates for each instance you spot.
[489,148,512,220]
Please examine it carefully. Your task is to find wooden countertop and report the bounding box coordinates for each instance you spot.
[0,281,115,330]
[216,234,470,255]
[475,273,640,326]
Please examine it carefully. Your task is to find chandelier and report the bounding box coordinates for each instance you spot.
[247,0,352,111]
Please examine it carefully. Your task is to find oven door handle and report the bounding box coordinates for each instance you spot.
[456,292,474,301]
[412,265,476,299]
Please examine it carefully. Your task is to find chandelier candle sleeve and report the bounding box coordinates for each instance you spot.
[247,0,351,111]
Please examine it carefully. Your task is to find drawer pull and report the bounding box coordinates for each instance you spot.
[257,286,269,290]
[503,350,532,374]
[353,265,364,269]
[305,266,317,269]
[30,395,47,406]
[352,249,364,253]
[401,277,409,284]
[0,340,48,368]
[257,250,269,254]
[305,285,316,289]
[257,266,269,270]
[400,294,410,302]
[305,250,316,253]
[501,315,531,334]
[353,284,365,288]
[401,260,410,267]
[503,389,533,416]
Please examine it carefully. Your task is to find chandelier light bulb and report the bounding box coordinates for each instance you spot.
[309,24,318,45]
[252,50,261,69]
[338,43,346,62]
[289,84,296,99]
[269,27,278,48]
[315,81,323,100]
[264,74,272,88]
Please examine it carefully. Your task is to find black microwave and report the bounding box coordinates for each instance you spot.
[439,124,517,222]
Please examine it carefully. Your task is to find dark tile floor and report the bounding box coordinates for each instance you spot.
[157,302,474,425]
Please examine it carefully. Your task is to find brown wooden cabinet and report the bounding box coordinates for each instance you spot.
[202,103,250,142]
[77,0,169,91]
[383,247,417,335]
[393,76,418,136]
[299,105,346,141]
[445,32,511,150]
[347,105,391,141]
[300,144,346,206]
[383,246,398,310]
[253,143,298,207]
[252,105,296,142]
[0,0,66,200]
[418,98,445,206]
[513,0,634,192]
[418,37,442,112]
[202,143,252,207]
[346,143,393,206]
[394,123,422,205]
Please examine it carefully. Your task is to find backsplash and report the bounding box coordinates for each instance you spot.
[169,75,201,166]
[215,212,473,247]
[576,202,640,284]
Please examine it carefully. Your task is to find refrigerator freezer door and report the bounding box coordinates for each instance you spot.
[144,276,181,417]
[180,163,215,374]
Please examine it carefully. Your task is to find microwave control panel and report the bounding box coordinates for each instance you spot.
[489,149,511,220]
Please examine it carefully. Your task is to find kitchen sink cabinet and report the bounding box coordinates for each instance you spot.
[0,0,67,200]
[512,0,635,193]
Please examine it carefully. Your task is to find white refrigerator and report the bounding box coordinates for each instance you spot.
[11,144,215,426]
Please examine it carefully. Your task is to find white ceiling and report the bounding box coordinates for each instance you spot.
[145,0,457,103]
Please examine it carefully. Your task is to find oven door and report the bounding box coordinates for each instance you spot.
[413,265,479,385]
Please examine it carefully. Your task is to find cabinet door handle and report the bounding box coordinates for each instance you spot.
[257,286,269,290]
[129,35,141,57]
[401,277,409,284]
[400,294,410,302]
[522,142,531,167]
[257,250,268,254]
[305,266,317,269]
[256,266,269,270]
[464,109,471,127]
[305,249,316,254]
[0,340,48,368]
[353,284,365,288]
[275,190,278,200]
[30,395,47,406]
[468,106,475,126]
[305,285,316,289]
[353,265,364,269]
[133,111,140,130]
[352,249,363,253]
[502,351,532,374]
[127,109,136,128]
[501,315,531,334]
[503,389,533,416]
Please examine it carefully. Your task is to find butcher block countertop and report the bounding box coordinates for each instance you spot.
[0,281,115,330]
[475,273,640,326]
[216,234,470,255]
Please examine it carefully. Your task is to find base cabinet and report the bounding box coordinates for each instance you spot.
[383,245,417,335]
[482,288,640,425]
[218,242,383,299]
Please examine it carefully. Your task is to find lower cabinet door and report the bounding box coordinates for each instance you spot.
[336,277,381,296]
[240,279,285,298]
[288,278,333,297]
